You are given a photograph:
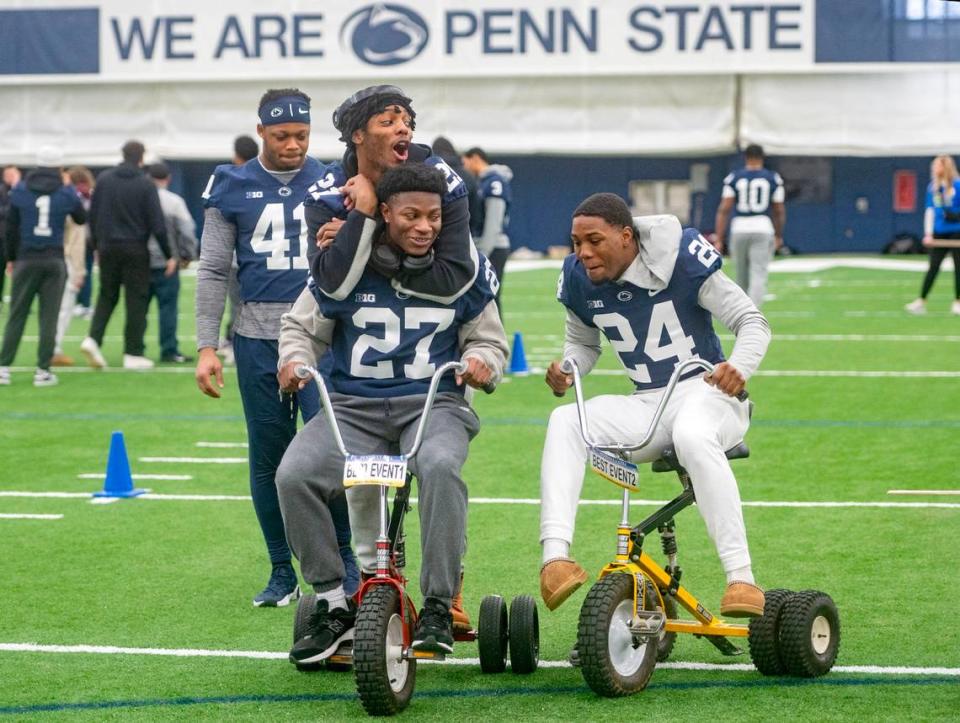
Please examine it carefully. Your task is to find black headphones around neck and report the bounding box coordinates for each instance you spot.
[370,242,435,278]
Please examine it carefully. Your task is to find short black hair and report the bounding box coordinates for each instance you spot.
[234,135,258,162]
[377,163,446,205]
[122,140,145,165]
[573,193,634,231]
[147,162,170,180]
[431,136,457,158]
[333,85,416,149]
[744,144,764,160]
[258,88,310,114]
[463,147,489,163]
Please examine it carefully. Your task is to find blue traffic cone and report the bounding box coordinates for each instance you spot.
[93,431,146,498]
[509,331,529,375]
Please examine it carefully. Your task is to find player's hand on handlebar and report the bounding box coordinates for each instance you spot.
[316,218,345,250]
[278,361,310,393]
[704,361,745,398]
[195,348,224,399]
[545,360,573,397]
[456,356,493,389]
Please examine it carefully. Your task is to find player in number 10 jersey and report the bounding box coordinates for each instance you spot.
[539,193,772,619]
[195,88,357,608]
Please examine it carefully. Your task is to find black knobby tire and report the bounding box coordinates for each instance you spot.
[292,593,323,672]
[353,586,416,715]
[747,588,794,676]
[576,574,657,697]
[778,590,840,677]
[654,588,678,662]
[508,595,540,675]
[477,595,508,674]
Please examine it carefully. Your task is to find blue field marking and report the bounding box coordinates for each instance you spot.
[1,677,956,715]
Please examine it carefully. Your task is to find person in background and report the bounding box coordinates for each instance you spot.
[0,165,22,314]
[0,147,85,386]
[462,147,513,312]
[713,144,785,307]
[147,162,198,363]
[905,155,960,316]
[80,140,176,369]
[51,166,94,366]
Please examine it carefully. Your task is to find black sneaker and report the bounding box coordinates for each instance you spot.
[412,597,454,654]
[253,563,300,607]
[289,599,357,664]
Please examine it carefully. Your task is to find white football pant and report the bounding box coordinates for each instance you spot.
[540,377,753,574]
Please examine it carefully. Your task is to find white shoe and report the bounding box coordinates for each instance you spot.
[951,301,960,316]
[122,354,155,370]
[0,367,10,386]
[904,298,927,315]
[80,337,107,368]
[33,369,58,387]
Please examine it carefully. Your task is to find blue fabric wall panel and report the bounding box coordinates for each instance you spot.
[0,8,99,75]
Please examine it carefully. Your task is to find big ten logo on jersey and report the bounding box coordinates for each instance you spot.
[687,233,719,268]
[245,191,264,199]
[483,256,500,295]
[735,176,771,214]
[431,159,464,194]
[250,202,308,271]
[350,306,455,380]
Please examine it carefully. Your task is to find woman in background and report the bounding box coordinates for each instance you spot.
[905,155,960,315]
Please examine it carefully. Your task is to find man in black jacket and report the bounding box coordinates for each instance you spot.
[80,141,175,369]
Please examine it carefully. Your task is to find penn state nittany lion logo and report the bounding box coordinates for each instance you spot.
[341,4,429,66]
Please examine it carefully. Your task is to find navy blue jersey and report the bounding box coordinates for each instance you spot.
[308,254,498,398]
[8,182,83,252]
[722,168,784,219]
[472,167,512,237]
[927,180,960,235]
[304,154,467,218]
[202,157,325,303]
[559,229,725,391]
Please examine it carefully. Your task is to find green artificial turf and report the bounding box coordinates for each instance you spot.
[1,258,958,719]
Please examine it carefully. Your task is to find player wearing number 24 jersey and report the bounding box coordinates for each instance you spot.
[539,192,771,619]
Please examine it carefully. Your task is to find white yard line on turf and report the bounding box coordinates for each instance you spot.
[77,473,192,480]
[0,642,956,677]
[888,490,960,496]
[0,514,63,520]
[196,442,248,448]
[1,490,958,509]
[138,457,247,464]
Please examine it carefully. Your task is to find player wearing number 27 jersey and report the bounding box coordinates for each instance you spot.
[539,193,771,619]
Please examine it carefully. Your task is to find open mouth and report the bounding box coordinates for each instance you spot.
[392,141,409,163]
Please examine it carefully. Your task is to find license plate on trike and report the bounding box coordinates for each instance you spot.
[343,455,407,488]
[588,447,640,491]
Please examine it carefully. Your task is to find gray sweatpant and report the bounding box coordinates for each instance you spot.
[729,231,774,307]
[276,391,479,607]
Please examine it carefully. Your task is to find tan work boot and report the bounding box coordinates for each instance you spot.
[720,581,765,618]
[540,558,588,611]
[451,571,471,635]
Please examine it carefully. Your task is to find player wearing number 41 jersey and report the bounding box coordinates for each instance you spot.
[539,193,771,619]
[195,88,358,608]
